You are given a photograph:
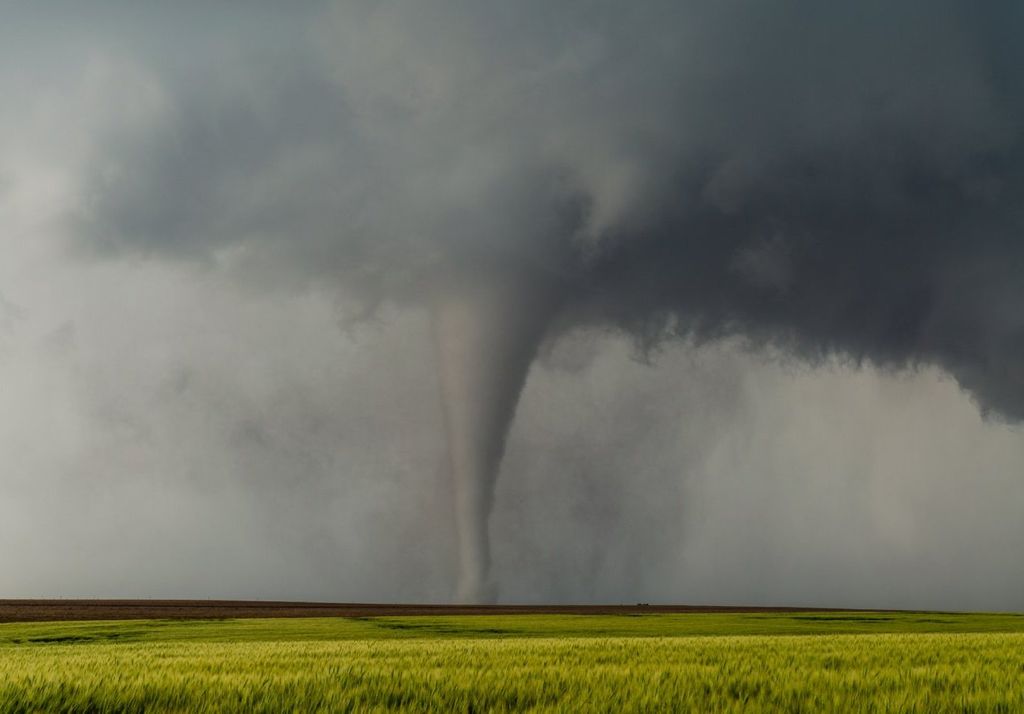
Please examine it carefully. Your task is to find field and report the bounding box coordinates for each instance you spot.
[2,608,1023,712]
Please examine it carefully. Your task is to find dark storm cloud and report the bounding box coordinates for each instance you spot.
[73,0,1024,418]
[8,1,1024,609]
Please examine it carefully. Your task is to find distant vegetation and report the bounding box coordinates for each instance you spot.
[2,613,1023,712]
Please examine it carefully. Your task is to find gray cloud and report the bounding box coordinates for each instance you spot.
[69,0,1024,418]
[2,1,1024,607]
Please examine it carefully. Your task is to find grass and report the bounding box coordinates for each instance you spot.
[1,613,1023,712]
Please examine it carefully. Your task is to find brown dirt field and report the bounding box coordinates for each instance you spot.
[0,600,887,623]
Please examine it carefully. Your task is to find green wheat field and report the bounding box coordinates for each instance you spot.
[2,612,1024,712]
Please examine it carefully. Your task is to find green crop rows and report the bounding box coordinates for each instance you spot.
[1,613,1023,712]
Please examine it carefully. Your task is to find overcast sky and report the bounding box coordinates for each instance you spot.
[2,2,1023,609]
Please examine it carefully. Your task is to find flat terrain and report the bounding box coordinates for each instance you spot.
[0,599,870,622]
[2,610,1023,712]
[3,611,1024,643]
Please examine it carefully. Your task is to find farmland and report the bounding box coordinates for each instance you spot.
[1,610,1023,712]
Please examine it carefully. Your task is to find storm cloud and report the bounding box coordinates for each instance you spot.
[72,0,1024,417]
[2,1,1024,606]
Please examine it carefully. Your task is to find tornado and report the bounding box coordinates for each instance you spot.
[59,0,1024,603]
[432,268,560,603]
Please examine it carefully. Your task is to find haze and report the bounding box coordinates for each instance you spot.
[2,1,1023,609]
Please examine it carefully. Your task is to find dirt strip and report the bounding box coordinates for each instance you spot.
[0,600,915,623]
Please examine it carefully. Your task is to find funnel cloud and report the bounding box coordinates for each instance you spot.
[433,269,562,602]
[2,1,1024,605]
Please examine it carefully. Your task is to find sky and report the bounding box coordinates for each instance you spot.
[2,1,1023,609]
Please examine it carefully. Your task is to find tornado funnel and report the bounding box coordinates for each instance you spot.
[433,270,558,603]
